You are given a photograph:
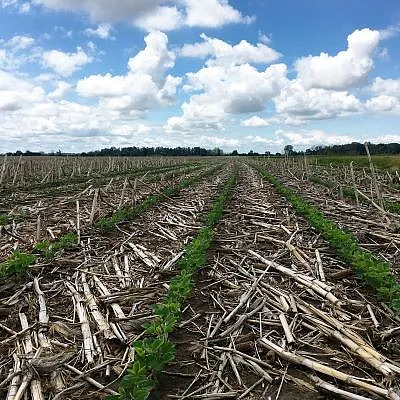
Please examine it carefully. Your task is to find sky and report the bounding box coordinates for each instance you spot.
[0,1,400,154]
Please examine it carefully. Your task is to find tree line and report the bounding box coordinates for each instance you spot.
[302,142,400,156]
[3,142,399,157]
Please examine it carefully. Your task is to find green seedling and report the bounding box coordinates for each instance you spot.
[96,164,223,231]
[0,251,36,280]
[110,165,238,400]
[35,232,77,260]
[254,163,400,310]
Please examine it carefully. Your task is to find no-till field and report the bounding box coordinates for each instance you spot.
[1,156,400,400]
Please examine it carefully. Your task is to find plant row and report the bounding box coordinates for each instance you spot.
[0,164,224,281]
[0,163,205,227]
[0,161,204,211]
[96,163,223,230]
[254,164,400,310]
[108,166,238,400]
[309,174,400,215]
[0,232,77,282]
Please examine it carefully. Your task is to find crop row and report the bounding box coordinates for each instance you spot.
[0,164,224,282]
[0,161,212,261]
[309,174,400,214]
[254,163,400,310]
[96,163,223,230]
[0,160,205,210]
[109,166,238,400]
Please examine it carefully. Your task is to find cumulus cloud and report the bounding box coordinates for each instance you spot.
[172,28,385,134]
[32,0,251,30]
[85,23,113,39]
[0,26,398,153]
[181,33,280,66]
[134,6,184,32]
[379,24,400,40]
[77,31,181,114]
[295,28,380,90]
[275,129,355,146]
[244,129,356,149]
[246,135,278,145]
[127,31,175,82]
[365,95,400,113]
[184,0,253,28]
[371,77,400,97]
[48,81,72,99]
[241,116,269,127]
[7,35,35,50]
[370,134,400,143]
[1,0,30,12]
[166,62,288,133]
[0,35,39,69]
[274,80,361,123]
[42,47,92,76]
[32,0,160,21]
[0,70,45,111]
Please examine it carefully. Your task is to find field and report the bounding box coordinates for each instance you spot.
[308,154,400,170]
[1,155,400,400]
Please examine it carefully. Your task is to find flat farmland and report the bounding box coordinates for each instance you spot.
[1,156,400,400]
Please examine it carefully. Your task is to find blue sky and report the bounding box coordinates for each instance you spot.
[0,0,400,153]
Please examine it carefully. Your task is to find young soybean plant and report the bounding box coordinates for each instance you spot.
[34,232,78,260]
[0,251,36,281]
[108,166,238,400]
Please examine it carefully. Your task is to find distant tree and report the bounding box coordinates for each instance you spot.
[304,142,400,156]
[284,144,294,156]
[231,150,239,156]
[210,147,223,156]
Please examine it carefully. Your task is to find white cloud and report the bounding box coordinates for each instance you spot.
[19,2,30,12]
[365,95,400,113]
[32,0,251,29]
[371,77,400,97]
[0,35,39,69]
[128,31,175,83]
[241,116,269,127]
[246,135,278,145]
[48,81,72,99]
[32,0,161,21]
[0,70,45,111]
[110,123,152,136]
[184,0,253,28]
[199,135,239,147]
[1,0,18,7]
[274,79,361,123]
[370,134,400,143]
[1,0,30,12]
[258,32,272,44]
[379,24,400,40]
[1,26,399,153]
[275,129,355,146]
[87,41,96,53]
[7,35,35,50]
[295,28,380,90]
[181,33,280,67]
[245,129,356,149]
[137,124,152,134]
[134,6,184,32]
[85,23,113,39]
[42,47,92,76]
[166,62,288,134]
[77,31,181,114]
